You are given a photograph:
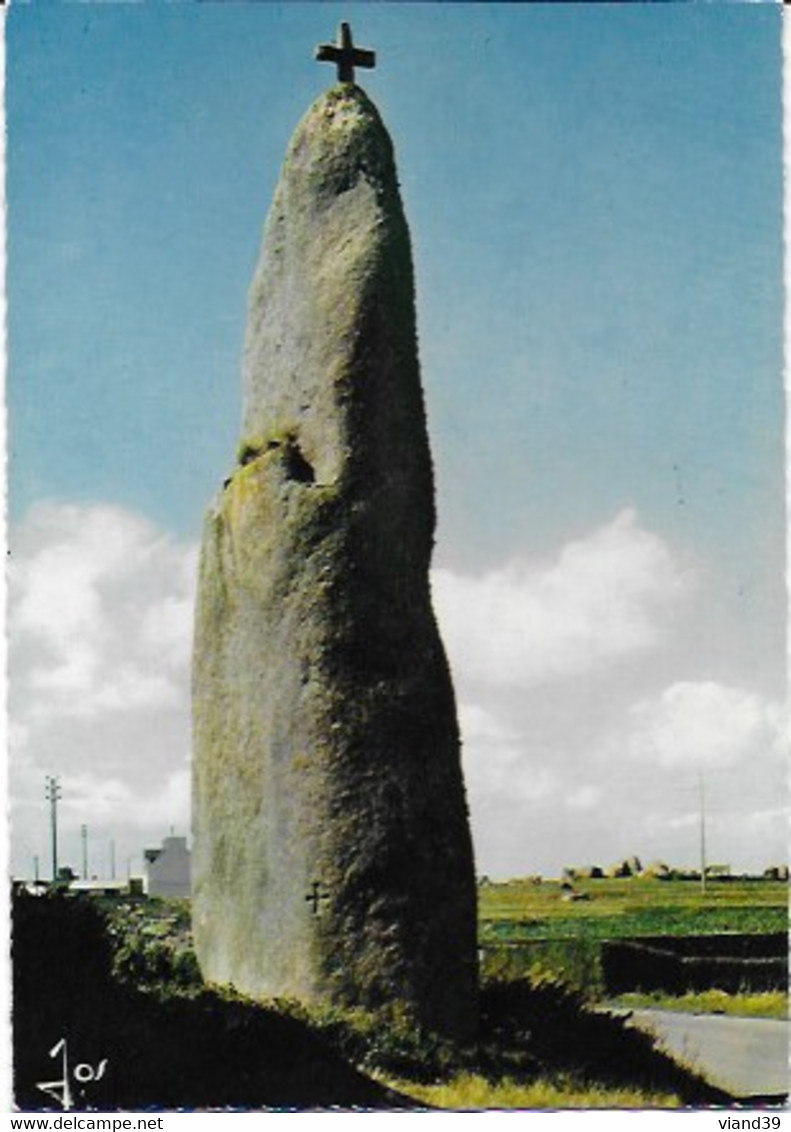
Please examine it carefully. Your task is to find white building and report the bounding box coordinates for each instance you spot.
[144,835,191,898]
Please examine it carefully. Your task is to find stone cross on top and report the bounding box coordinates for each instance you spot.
[316,23,376,85]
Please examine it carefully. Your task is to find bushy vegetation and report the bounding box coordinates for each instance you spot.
[112,937,202,990]
[482,939,606,997]
[278,999,461,1085]
[101,897,202,993]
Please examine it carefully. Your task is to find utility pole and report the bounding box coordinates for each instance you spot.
[33,855,40,883]
[81,824,88,879]
[110,840,116,879]
[699,770,707,895]
[45,776,61,882]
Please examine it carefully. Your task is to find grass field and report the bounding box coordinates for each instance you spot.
[612,991,787,1019]
[478,876,788,997]
[479,876,788,940]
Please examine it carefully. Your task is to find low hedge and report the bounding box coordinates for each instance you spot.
[481,934,788,999]
[625,933,787,960]
[601,940,788,995]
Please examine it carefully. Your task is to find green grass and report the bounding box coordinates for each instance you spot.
[385,1073,681,1109]
[613,991,788,1020]
[479,877,788,940]
[478,876,788,999]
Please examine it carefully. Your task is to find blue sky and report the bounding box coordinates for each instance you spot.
[7,4,786,880]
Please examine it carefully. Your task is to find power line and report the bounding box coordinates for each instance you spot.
[45,776,61,882]
[699,770,707,895]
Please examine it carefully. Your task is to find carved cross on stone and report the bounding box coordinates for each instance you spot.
[316,23,376,85]
[305,880,330,915]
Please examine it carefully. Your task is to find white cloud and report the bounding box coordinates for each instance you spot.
[8,500,785,882]
[459,703,558,807]
[9,502,198,876]
[443,514,785,876]
[54,768,192,833]
[566,785,603,811]
[627,681,785,770]
[10,502,196,722]
[458,702,518,744]
[433,508,690,690]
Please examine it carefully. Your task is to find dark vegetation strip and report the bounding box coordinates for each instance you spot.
[12,894,410,1111]
[601,941,788,996]
[481,934,789,999]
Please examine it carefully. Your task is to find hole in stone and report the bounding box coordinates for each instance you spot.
[236,434,317,484]
[283,441,315,484]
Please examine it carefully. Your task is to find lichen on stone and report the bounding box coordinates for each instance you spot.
[193,82,478,1040]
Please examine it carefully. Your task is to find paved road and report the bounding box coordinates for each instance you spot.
[623,1009,789,1100]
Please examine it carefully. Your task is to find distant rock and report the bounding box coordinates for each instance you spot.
[643,861,671,879]
[564,866,603,880]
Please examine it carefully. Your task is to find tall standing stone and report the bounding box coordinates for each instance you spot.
[192,70,478,1037]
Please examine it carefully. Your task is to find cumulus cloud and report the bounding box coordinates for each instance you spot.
[456,675,788,877]
[565,785,603,811]
[9,502,198,876]
[440,511,786,876]
[433,508,690,690]
[627,681,786,770]
[10,502,197,723]
[8,500,785,881]
[459,703,558,807]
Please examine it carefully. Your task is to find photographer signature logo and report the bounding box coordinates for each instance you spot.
[37,1038,108,1111]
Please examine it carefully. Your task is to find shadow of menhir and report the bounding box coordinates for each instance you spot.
[480,979,739,1107]
[11,893,415,1111]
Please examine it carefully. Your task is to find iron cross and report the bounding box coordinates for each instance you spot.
[305,880,330,915]
[316,23,376,85]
